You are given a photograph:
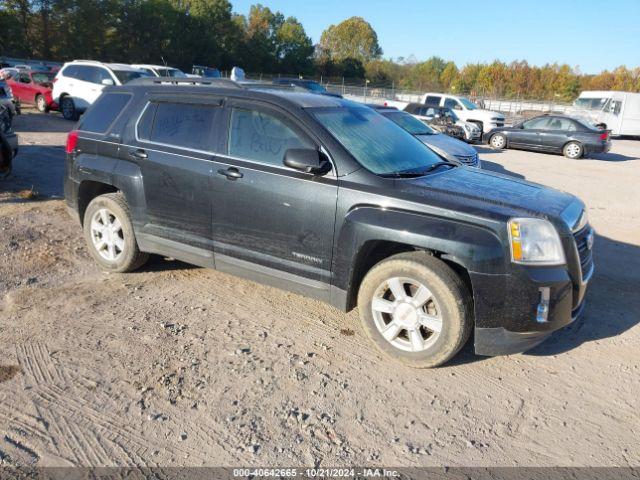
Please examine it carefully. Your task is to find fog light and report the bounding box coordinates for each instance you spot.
[536,287,550,323]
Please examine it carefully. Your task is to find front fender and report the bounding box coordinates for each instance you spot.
[332,205,508,294]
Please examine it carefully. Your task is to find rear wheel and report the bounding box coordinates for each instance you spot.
[61,96,79,121]
[490,133,507,150]
[83,193,149,273]
[35,94,47,113]
[357,252,472,368]
[563,141,583,159]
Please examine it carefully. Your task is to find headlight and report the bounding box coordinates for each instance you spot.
[508,218,565,265]
[463,124,471,131]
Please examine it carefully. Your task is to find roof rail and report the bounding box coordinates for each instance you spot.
[126,76,243,89]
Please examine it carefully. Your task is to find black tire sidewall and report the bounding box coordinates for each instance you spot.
[82,194,140,273]
[357,254,471,368]
[61,97,76,121]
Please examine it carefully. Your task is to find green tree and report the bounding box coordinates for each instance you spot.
[318,16,382,64]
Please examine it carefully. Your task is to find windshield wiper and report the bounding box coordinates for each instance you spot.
[380,162,456,178]
[422,161,457,172]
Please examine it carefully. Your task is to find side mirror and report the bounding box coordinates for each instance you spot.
[101,78,114,86]
[283,148,331,175]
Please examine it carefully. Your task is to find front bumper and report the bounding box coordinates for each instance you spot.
[471,261,593,356]
[475,300,586,356]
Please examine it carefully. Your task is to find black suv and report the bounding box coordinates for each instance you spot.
[64,78,594,368]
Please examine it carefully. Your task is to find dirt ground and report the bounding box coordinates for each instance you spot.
[0,110,638,467]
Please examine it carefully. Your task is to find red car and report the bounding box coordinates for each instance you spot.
[7,70,58,112]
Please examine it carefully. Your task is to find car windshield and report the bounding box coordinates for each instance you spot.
[574,97,608,110]
[459,97,477,110]
[113,70,149,84]
[32,72,54,84]
[312,106,444,176]
[382,111,437,135]
[157,68,186,78]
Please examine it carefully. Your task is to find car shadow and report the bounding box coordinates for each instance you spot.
[589,152,637,162]
[12,111,72,133]
[0,144,65,198]
[450,232,640,366]
[137,255,199,273]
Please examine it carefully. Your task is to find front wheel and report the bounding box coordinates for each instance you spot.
[83,193,149,273]
[357,252,472,368]
[489,133,507,150]
[563,141,583,159]
[35,94,47,113]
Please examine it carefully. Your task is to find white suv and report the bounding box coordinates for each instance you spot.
[420,93,505,134]
[53,61,148,120]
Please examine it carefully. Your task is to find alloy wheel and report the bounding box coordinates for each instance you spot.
[491,135,505,149]
[371,277,443,352]
[566,143,581,158]
[37,95,46,112]
[90,208,125,261]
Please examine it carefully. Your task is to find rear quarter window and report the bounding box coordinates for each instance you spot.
[146,102,221,151]
[79,92,132,133]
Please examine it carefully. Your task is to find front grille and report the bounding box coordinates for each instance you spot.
[455,152,479,167]
[573,225,594,281]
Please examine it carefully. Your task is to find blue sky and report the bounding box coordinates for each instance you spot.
[231,0,638,74]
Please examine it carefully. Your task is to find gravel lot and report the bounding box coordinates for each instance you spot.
[0,111,638,467]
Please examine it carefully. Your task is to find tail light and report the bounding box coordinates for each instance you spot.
[66,130,79,153]
[599,132,609,141]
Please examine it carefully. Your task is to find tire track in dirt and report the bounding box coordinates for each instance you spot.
[11,341,229,465]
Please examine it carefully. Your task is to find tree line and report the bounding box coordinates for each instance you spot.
[1,0,639,101]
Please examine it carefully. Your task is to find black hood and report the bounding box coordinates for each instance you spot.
[393,166,582,230]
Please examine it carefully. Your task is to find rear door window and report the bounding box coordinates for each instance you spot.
[148,102,220,151]
[79,93,132,133]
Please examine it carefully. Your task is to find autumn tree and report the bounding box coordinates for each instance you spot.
[317,16,382,76]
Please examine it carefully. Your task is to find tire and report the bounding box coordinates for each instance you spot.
[489,133,507,150]
[563,141,583,159]
[83,193,149,273]
[35,94,47,113]
[357,252,472,368]
[61,96,79,121]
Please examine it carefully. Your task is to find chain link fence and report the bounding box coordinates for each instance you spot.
[244,72,574,124]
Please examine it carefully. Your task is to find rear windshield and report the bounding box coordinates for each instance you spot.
[79,92,132,133]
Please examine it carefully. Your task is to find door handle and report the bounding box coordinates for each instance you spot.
[217,167,243,180]
[129,149,148,159]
